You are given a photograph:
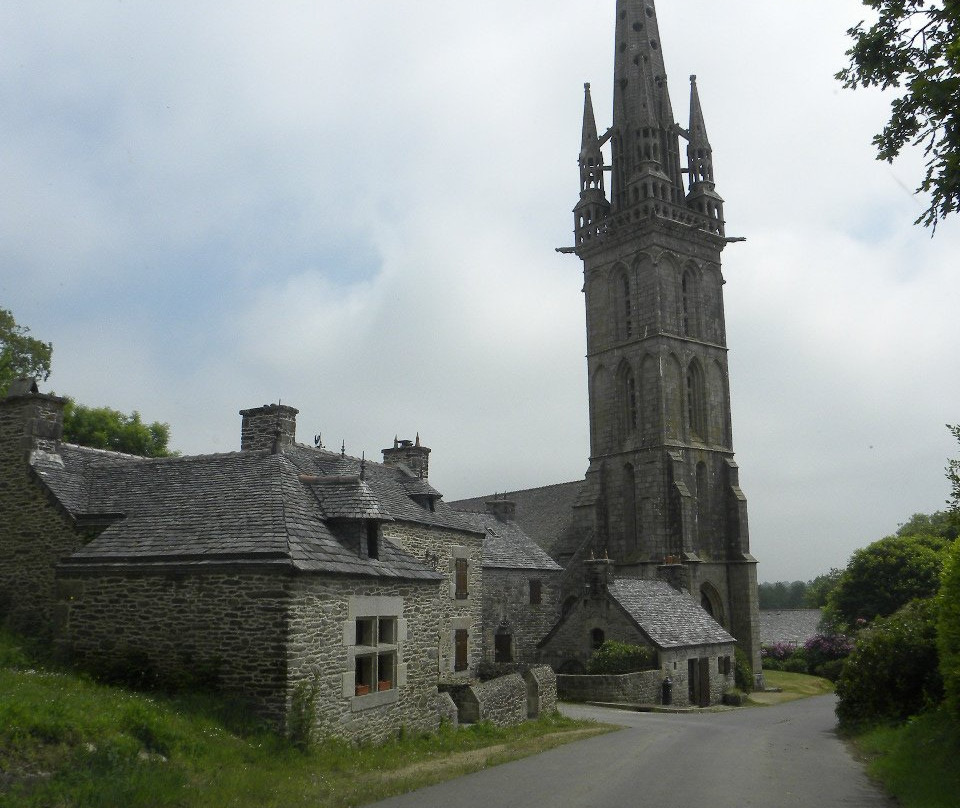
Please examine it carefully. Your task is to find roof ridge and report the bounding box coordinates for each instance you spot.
[449,478,583,504]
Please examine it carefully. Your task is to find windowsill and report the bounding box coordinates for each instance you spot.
[351,688,399,712]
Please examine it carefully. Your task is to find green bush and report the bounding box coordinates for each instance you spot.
[937,538,960,719]
[812,659,845,682]
[835,599,943,728]
[782,657,808,674]
[734,646,753,692]
[586,641,656,675]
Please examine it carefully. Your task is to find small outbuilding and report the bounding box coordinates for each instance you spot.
[538,558,736,706]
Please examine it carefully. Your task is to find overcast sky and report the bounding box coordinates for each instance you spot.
[3,1,958,583]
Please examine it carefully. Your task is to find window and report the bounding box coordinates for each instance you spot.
[529,579,542,605]
[681,269,700,337]
[454,629,469,671]
[686,360,706,440]
[620,274,633,339]
[366,521,379,560]
[354,616,397,695]
[494,633,513,663]
[455,558,468,600]
[591,628,605,650]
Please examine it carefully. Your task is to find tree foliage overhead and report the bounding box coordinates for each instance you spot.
[0,308,52,397]
[62,399,176,458]
[836,1,960,229]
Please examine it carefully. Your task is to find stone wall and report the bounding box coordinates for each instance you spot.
[57,567,450,742]
[454,673,527,727]
[557,669,662,704]
[287,576,445,743]
[538,594,645,673]
[482,567,561,664]
[385,522,483,679]
[56,569,293,724]
[0,393,79,634]
[523,665,557,717]
[658,644,736,707]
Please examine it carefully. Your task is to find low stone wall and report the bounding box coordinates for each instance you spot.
[468,673,527,727]
[557,669,663,704]
[523,665,557,717]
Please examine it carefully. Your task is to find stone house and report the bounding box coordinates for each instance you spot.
[0,384,484,742]
[539,558,736,707]
[456,497,563,665]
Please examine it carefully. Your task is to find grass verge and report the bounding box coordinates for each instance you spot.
[0,629,612,807]
[747,669,834,706]
[849,710,960,808]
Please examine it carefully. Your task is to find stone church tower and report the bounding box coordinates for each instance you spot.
[562,0,761,672]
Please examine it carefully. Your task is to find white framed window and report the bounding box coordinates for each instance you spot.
[343,596,407,711]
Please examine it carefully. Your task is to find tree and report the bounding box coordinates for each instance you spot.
[947,424,960,514]
[0,308,52,396]
[836,1,960,230]
[835,599,943,727]
[824,532,950,630]
[938,537,960,719]
[897,508,960,540]
[62,399,175,458]
[803,568,843,608]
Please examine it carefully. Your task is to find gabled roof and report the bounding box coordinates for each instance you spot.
[285,445,480,535]
[457,512,562,572]
[449,480,583,559]
[33,443,446,581]
[607,579,735,649]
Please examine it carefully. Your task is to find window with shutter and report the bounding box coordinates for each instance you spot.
[454,629,469,671]
[455,558,468,599]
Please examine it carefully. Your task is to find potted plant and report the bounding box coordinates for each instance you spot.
[377,680,392,692]
[355,683,370,696]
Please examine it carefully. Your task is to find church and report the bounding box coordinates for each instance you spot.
[452,0,762,685]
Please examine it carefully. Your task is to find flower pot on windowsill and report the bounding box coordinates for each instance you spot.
[355,684,370,696]
[377,680,392,692]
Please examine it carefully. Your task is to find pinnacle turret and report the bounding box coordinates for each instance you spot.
[684,74,724,235]
[574,83,610,246]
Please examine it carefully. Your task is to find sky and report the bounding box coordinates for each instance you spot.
[3,1,959,583]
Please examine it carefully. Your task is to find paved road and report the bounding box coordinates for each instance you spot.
[367,695,896,808]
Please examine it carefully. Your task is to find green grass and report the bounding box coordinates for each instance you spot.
[747,669,834,706]
[0,629,611,807]
[851,710,960,808]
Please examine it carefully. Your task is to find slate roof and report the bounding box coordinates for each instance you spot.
[285,446,480,534]
[607,579,736,649]
[32,442,459,581]
[457,512,563,571]
[449,480,584,559]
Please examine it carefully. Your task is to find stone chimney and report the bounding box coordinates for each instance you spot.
[485,497,516,522]
[381,434,430,478]
[583,556,614,597]
[0,379,65,462]
[239,403,299,453]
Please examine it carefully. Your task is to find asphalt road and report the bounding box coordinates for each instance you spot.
[366,695,896,808]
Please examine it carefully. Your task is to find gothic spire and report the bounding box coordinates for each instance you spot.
[610,0,684,211]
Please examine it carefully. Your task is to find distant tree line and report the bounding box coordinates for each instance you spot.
[758,570,842,610]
